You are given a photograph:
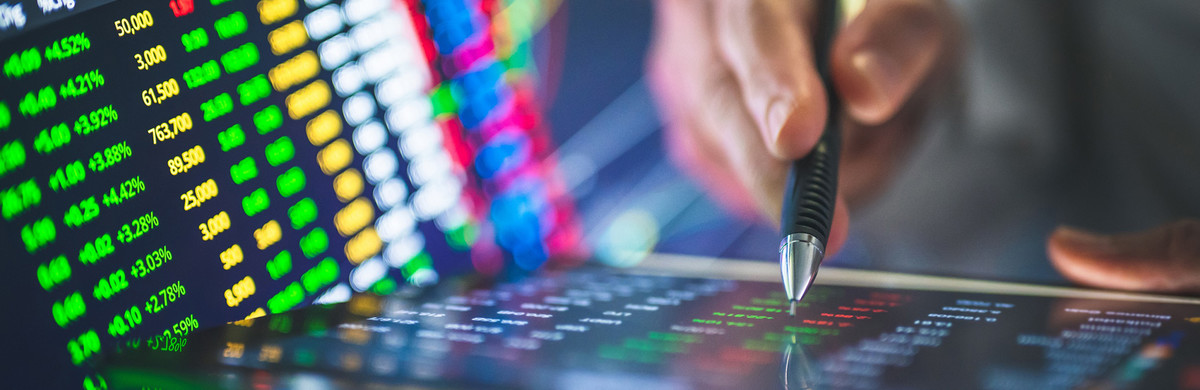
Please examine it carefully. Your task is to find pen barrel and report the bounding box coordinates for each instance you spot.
[781,0,842,246]
[780,119,841,246]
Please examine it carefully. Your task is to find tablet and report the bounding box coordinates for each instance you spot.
[98,255,1200,389]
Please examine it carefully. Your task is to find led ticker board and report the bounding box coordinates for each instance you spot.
[0,0,580,387]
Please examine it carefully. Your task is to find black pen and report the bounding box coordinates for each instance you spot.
[780,0,842,316]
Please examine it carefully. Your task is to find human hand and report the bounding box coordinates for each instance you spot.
[1049,220,1200,294]
[647,0,956,256]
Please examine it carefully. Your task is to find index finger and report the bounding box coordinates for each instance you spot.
[713,0,827,160]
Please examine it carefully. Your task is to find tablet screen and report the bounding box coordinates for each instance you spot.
[99,268,1200,389]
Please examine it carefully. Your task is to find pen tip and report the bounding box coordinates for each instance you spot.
[789,300,797,316]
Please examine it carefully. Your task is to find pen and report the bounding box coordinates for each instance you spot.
[780,0,842,316]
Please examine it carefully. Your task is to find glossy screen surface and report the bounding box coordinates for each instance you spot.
[100,269,1200,389]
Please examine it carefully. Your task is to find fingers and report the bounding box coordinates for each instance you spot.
[713,0,825,160]
[650,0,855,257]
[649,0,850,258]
[650,0,761,218]
[712,0,950,160]
[650,0,786,219]
[1047,220,1200,294]
[684,64,790,223]
[832,0,949,125]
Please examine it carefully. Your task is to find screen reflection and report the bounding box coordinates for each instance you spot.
[98,269,1200,389]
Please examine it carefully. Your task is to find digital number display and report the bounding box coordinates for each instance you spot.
[141,78,181,106]
[0,0,577,389]
[134,45,168,71]
[113,10,154,37]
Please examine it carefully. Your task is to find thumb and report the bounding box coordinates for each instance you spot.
[831,0,947,125]
[1048,220,1200,294]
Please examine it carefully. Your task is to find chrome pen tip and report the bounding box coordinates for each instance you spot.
[789,300,797,316]
[779,233,825,306]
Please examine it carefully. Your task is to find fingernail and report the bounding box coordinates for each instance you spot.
[765,97,796,153]
[1055,226,1116,255]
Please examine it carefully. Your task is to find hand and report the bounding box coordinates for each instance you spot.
[647,0,957,256]
[1049,220,1200,294]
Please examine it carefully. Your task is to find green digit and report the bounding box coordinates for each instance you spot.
[267,250,292,280]
[230,157,258,184]
[0,101,10,130]
[214,12,248,40]
[4,48,41,79]
[36,255,70,291]
[22,216,55,253]
[23,49,41,73]
[287,198,317,229]
[267,282,304,313]
[181,28,209,53]
[299,228,328,258]
[276,167,305,198]
[68,292,85,318]
[21,179,42,207]
[242,188,270,217]
[302,258,340,293]
[238,75,269,106]
[183,61,221,89]
[1,140,25,173]
[264,136,294,166]
[201,93,233,122]
[220,43,258,74]
[218,124,245,151]
[38,86,57,112]
[20,92,37,117]
[1,188,19,220]
[3,52,18,78]
[254,105,282,134]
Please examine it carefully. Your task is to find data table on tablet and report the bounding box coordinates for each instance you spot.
[99,261,1200,390]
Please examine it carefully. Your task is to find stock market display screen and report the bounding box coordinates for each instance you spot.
[0,0,580,388]
[98,269,1200,389]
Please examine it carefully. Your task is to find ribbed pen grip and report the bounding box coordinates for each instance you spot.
[780,123,840,246]
[781,0,841,247]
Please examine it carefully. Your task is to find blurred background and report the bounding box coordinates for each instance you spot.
[544,1,787,270]
[544,0,1200,285]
